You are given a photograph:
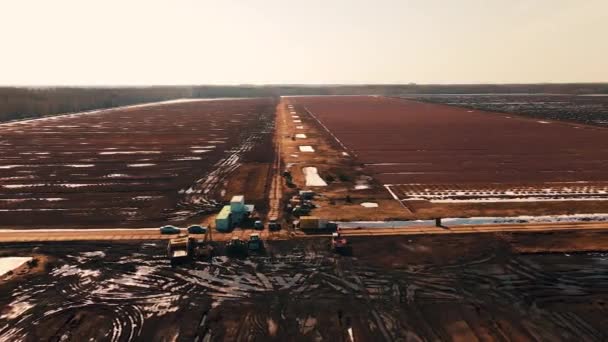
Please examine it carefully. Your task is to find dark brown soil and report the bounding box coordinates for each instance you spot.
[1,231,607,341]
[290,96,608,185]
[0,99,276,228]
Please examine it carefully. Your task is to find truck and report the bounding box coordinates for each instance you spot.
[298,216,338,230]
[167,237,190,265]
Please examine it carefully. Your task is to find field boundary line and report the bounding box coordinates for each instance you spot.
[383,184,413,214]
[302,106,354,157]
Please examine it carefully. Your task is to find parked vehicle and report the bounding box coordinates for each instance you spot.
[160,225,181,235]
[187,225,207,234]
[268,219,281,231]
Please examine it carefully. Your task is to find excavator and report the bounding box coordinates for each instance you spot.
[166,224,214,264]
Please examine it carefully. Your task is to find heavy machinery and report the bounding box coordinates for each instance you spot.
[268,218,281,231]
[248,233,263,251]
[254,220,264,230]
[191,225,214,260]
[331,232,350,254]
[167,237,190,265]
[226,236,248,256]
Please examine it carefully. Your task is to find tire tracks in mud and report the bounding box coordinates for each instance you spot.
[3,244,608,341]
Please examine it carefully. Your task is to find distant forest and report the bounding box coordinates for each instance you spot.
[1,83,607,122]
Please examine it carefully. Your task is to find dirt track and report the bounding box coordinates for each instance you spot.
[0,99,275,228]
[1,232,608,341]
[1,221,608,243]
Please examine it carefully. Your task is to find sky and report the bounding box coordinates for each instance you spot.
[1,0,607,85]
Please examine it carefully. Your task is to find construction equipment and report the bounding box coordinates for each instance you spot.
[248,233,263,251]
[254,220,264,230]
[268,218,281,231]
[167,237,190,265]
[226,236,248,256]
[190,225,214,260]
[331,232,349,254]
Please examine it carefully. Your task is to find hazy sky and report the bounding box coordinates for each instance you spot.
[1,0,607,85]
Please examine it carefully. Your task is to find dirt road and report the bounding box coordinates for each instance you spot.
[1,221,607,243]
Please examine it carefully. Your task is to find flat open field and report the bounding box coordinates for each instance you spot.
[412,94,608,127]
[0,99,275,228]
[1,232,607,341]
[287,96,608,218]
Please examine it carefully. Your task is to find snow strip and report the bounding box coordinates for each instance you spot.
[0,257,32,276]
[302,167,327,186]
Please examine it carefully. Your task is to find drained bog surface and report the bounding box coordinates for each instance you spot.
[1,234,607,341]
[0,98,275,228]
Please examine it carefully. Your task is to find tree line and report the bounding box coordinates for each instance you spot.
[1,83,606,123]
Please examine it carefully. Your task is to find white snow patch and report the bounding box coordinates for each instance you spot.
[354,184,370,190]
[360,202,378,208]
[0,257,32,276]
[133,196,162,200]
[296,125,304,129]
[174,157,203,161]
[127,163,156,167]
[299,146,315,153]
[65,164,95,168]
[105,173,129,178]
[3,184,46,189]
[295,134,307,139]
[302,167,327,186]
[538,121,550,124]
[190,145,216,149]
[50,264,101,279]
[1,300,34,319]
[99,151,161,155]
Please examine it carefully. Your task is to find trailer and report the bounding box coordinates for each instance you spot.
[298,216,337,230]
